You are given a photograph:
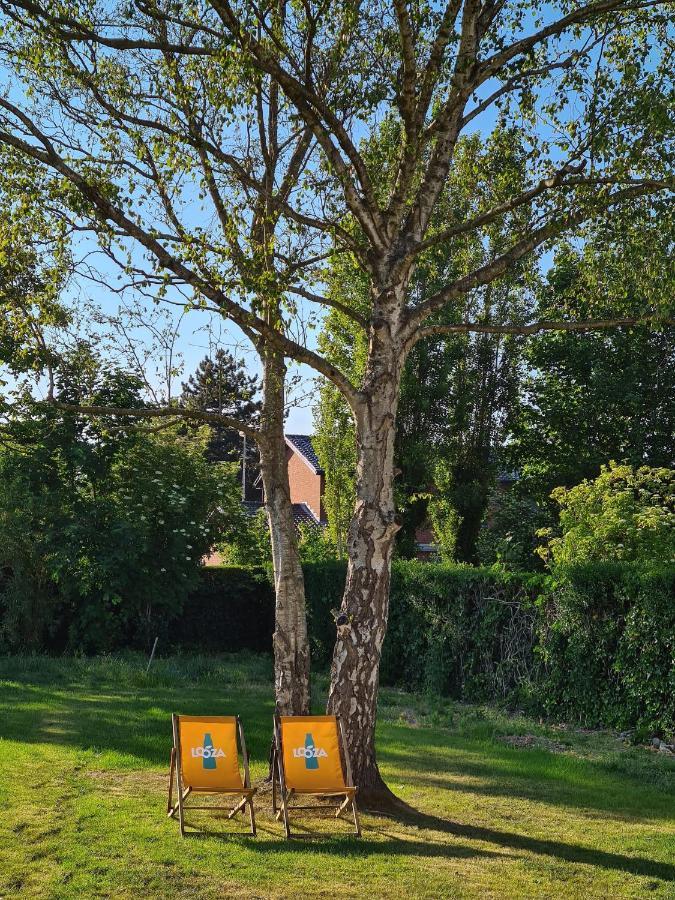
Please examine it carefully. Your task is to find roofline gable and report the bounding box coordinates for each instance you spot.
[284,434,324,475]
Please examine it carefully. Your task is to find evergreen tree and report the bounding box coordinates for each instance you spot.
[181,351,261,483]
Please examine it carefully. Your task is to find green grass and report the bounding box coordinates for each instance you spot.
[1,653,673,899]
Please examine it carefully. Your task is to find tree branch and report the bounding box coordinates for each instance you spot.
[0,105,361,408]
[403,181,674,338]
[410,316,674,349]
[47,400,260,439]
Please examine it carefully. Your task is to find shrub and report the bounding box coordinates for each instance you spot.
[539,462,675,566]
[477,489,550,571]
[538,563,675,734]
[303,560,547,704]
[0,411,244,651]
[176,566,274,652]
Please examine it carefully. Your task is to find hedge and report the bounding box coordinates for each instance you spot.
[537,563,675,736]
[176,566,274,652]
[178,560,674,734]
[301,560,547,703]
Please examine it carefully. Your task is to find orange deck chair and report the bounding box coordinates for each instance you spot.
[272,714,361,838]
[167,714,256,836]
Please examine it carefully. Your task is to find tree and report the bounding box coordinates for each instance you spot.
[313,129,533,563]
[0,1,672,801]
[181,350,261,465]
[510,228,675,503]
[0,349,242,651]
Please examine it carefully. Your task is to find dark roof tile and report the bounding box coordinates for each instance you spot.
[285,434,324,474]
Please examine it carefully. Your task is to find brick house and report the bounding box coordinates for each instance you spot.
[267,435,438,557]
[205,433,516,563]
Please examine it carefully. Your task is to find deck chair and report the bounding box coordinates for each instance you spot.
[167,714,256,836]
[272,714,361,838]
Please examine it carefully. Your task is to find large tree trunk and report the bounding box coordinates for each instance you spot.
[258,351,310,717]
[326,316,404,804]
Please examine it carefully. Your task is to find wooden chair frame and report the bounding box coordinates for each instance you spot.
[167,713,257,837]
[271,714,361,839]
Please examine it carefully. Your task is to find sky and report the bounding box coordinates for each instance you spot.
[9,2,658,436]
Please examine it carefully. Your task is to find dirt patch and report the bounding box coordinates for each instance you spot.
[499,734,570,753]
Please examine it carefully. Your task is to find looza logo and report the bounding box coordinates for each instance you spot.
[292,746,327,759]
[192,732,223,770]
[191,746,226,759]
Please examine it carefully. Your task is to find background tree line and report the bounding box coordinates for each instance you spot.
[314,201,675,570]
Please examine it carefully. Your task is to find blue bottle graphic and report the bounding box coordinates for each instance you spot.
[304,732,319,770]
[202,732,217,770]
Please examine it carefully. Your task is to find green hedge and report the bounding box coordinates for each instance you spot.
[303,560,546,703]
[176,566,274,652]
[538,563,675,735]
[180,560,674,735]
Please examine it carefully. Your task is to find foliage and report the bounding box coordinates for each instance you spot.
[304,561,546,704]
[477,489,551,571]
[314,130,532,561]
[219,508,273,567]
[539,463,675,567]
[221,510,336,567]
[538,563,675,735]
[0,352,244,652]
[509,226,675,505]
[304,559,675,733]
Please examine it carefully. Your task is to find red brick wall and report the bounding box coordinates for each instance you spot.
[286,446,324,521]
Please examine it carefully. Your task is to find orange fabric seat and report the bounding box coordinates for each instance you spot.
[272,714,361,838]
[167,714,256,837]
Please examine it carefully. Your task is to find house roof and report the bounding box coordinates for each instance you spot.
[241,499,323,528]
[284,434,324,474]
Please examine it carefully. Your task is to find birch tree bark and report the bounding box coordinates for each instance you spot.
[326,285,407,798]
[258,350,310,716]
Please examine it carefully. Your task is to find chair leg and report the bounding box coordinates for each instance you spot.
[276,756,291,839]
[352,797,362,838]
[176,784,187,837]
[272,753,278,815]
[167,748,176,816]
[280,789,291,839]
[227,796,248,819]
[248,797,257,837]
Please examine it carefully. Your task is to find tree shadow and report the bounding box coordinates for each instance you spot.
[189,826,506,862]
[377,802,675,883]
[376,729,675,821]
[0,681,275,766]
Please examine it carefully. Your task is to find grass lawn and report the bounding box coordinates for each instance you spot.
[0,654,673,899]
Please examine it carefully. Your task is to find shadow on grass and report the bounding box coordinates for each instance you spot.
[181,822,505,862]
[0,681,276,766]
[386,805,675,883]
[376,727,674,821]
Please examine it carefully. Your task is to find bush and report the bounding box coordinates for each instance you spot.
[303,560,547,704]
[538,563,675,735]
[287,559,675,732]
[176,566,274,652]
[539,462,675,566]
[477,490,550,571]
[0,411,244,652]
